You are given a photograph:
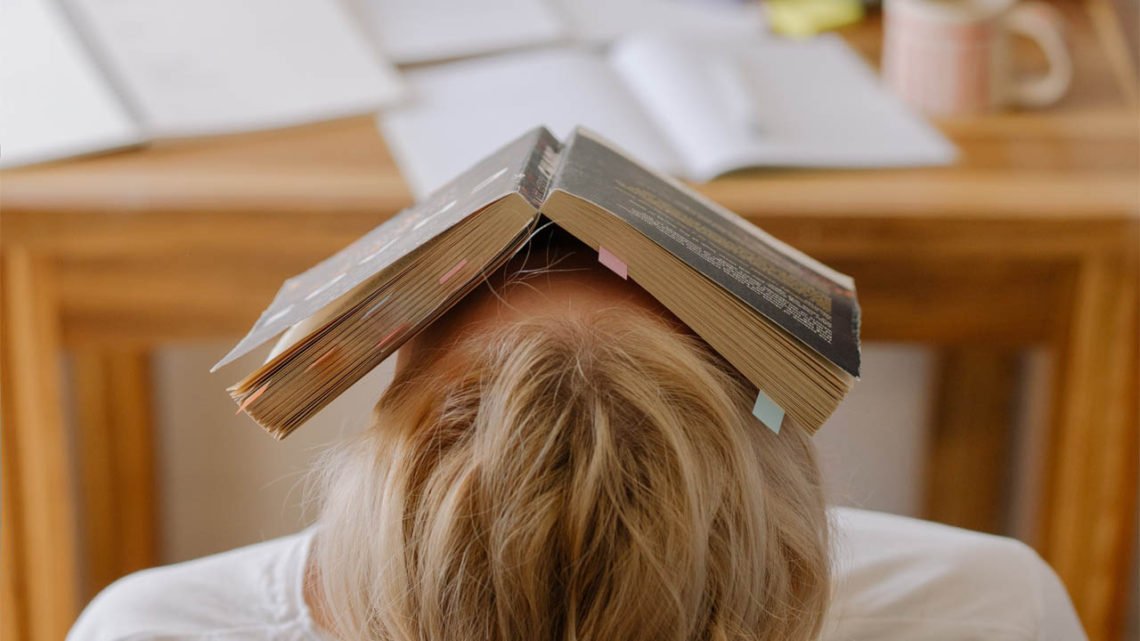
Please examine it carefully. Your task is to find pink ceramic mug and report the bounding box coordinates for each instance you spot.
[882,0,1072,115]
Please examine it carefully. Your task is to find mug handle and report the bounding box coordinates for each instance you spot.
[1005,2,1073,108]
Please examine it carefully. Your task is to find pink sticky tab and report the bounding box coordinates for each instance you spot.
[236,383,268,415]
[598,246,628,280]
[305,348,338,372]
[376,323,407,350]
[439,259,468,285]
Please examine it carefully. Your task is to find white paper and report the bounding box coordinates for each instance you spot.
[611,33,956,179]
[557,0,765,43]
[66,0,405,138]
[358,0,568,64]
[379,48,680,198]
[0,0,143,168]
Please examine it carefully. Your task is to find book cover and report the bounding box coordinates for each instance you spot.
[551,129,860,376]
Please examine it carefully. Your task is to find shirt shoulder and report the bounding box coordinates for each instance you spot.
[67,529,321,641]
[824,508,1086,641]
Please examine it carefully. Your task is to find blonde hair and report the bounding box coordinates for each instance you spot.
[313,309,829,641]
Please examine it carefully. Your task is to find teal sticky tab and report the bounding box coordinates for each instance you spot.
[751,389,785,434]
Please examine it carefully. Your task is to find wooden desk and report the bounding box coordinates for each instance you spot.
[2,5,1136,640]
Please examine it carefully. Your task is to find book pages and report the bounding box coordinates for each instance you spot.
[551,128,860,376]
[212,127,558,371]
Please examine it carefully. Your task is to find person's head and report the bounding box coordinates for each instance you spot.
[312,229,830,641]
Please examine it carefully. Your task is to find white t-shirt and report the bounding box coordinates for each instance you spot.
[69,508,1087,641]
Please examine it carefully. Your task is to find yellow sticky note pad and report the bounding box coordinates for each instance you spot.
[766,0,865,38]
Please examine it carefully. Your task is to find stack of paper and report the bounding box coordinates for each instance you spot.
[355,0,568,64]
[349,0,765,63]
[1,0,405,167]
[67,0,405,138]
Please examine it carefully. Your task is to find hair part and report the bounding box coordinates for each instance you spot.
[312,308,829,641]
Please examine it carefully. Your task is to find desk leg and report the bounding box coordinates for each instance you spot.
[0,250,79,641]
[73,349,158,603]
[925,348,1019,533]
[1044,255,1139,641]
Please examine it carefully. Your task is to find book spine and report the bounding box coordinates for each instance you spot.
[517,128,562,209]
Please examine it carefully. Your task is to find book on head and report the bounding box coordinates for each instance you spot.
[214,127,861,439]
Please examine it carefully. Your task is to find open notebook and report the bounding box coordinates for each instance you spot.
[381,33,955,198]
[215,127,860,439]
[1,0,404,168]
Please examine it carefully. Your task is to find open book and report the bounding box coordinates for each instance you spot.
[1,0,403,168]
[215,127,861,439]
[381,33,955,197]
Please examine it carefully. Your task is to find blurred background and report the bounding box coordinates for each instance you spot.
[1,0,1137,640]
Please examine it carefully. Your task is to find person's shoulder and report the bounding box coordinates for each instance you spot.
[825,507,1086,641]
[67,529,317,641]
